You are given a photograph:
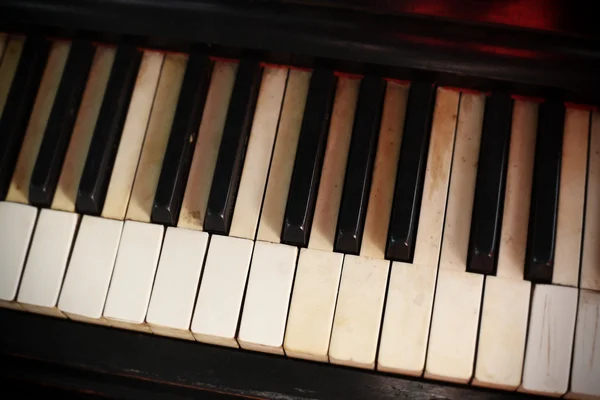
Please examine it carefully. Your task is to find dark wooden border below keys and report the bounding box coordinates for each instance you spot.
[0,309,546,400]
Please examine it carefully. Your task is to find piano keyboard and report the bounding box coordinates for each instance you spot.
[0,35,599,399]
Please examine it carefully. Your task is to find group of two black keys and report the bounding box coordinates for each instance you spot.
[0,36,563,284]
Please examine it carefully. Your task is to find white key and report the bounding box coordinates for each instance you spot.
[6,41,70,204]
[0,33,7,60]
[377,88,460,375]
[553,107,589,287]
[52,45,116,212]
[566,289,600,400]
[191,235,253,347]
[103,221,163,330]
[256,69,311,243]
[229,67,288,239]
[126,53,187,222]
[0,36,24,117]
[581,112,600,291]
[520,284,578,396]
[102,51,164,220]
[178,61,237,230]
[146,227,208,340]
[473,276,530,390]
[58,216,123,324]
[360,81,408,259]
[238,241,297,354]
[425,92,484,383]
[307,76,358,251]
[378,262,437,375]
[473,100,537,390]
[436,92,483,273]
[329,255,389,369]
[411,88,461,267]
[103,221,163,332]
[496,100,538,280]
[0,202,37,307]
[425,271,483,383]
[284,248,343,361]
[17,209,78,317]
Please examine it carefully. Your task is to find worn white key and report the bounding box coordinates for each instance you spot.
[411,88,461,267]
[565,289,600,400]
[102,51,163,220]
[103,221,163,332]
[58,216,123,324]
[425,271,483,384]
[360,81,408,259]
[377,88,460,376]
[238,241,297,354]
[307,76,358,251]
[0,33,7,60]
[581,112,600,291]
[0,202,37,307]
[496,100,538,280]
[474,276,531,390]
[6,41,70,204]
[473,100,537,390]
[178,61,237,230]
[284,248,343,362]
[17,209,78,317]
[425,92,484,383]
[52,45,116,212]
[378,263,436,375]
[256,69,311,243]
[552,107,589,287]
[329,255,389,369]
[126,53,187,222]
[436,92,483,273]
[146,228,208,340]
[520,284,578,396]
[0,36,24,117]
[229,67,287,240]
[191,235,253,347]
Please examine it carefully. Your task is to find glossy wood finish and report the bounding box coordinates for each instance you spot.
[2,1,598,104]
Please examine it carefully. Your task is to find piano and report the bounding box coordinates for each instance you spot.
[0,1,599,398]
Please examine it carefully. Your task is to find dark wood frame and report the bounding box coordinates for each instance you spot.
[0,309,548,399]
[1,0,599,104]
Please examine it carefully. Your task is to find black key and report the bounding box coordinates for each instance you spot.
[0,36,50,200]
[76,45,142,215]
[203,60,262,234]
[151,53,212,225]
[524,99,564,283]
[29,40,95,207]
[385,82,436,262]
[467,92,513,275]
[280,69,337,247]
[334,76,386,254]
